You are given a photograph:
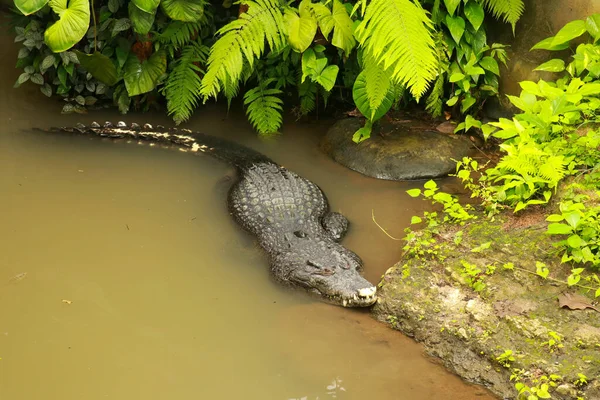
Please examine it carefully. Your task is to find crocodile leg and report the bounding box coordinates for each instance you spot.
[321,212,349,241]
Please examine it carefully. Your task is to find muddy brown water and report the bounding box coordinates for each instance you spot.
[0,24,495,399]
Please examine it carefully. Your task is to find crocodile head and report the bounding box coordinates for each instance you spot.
[271,235,377,307]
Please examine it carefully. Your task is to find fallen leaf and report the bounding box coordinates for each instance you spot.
[436,121,457,134]
[61,299,73,305]
[558,293,599,312]
[8,272,27,283]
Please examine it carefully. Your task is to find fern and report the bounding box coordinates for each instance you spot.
[361,50,392,118]
[426,32,449,118]
[164,42,210,124]
[425,74,444,117]
[354,0,438,99]
[298,80,317,115]
[200,0,286,102]
[157,21,203,49]
[243,78,284,135]
[480,0,524,33]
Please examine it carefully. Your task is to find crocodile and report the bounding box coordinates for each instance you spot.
[43,122,377,307]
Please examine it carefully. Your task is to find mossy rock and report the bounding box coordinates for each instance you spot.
[372,214,600,399]
[321,118,475,181]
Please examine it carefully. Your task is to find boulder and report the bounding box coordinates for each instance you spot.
[321,118,475,181]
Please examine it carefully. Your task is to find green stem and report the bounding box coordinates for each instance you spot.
[91,0,97,52]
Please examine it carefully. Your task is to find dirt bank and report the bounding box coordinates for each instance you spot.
[373,211,600,399]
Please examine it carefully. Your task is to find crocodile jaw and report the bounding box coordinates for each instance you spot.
[313,285,378,308]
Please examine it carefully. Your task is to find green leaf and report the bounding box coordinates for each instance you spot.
[330,0,356,55]
[285,10,317,53]
[471,241,491,253]
[461,95,476,113]
[586,14,600,41]
[123,50,167,96]
[406,188,421,197]
[352,120,372,143]
[567,235,583,248]
[464,1,484,31]
[531,36,570,51]
[44,0,90,53]
[564,212,581,228]
[41,55,56,71]
[315,65,339,91]
[424,180,437,190]
[546,214,564,222]
[534,59,565,72]
[465,115,481,131]
[536,261,549,279]
[132,0,160,13]
[108,0,120,13]
[411,216,423,224]
[480,56,500,75]
[129,3,155,35]
[74,51,119,86]
[551,20,587,47]
[310,3,333,38]
[449,72,465,82]
[112,18,131,36]
[13,0,48,15]
[547,223,573,235]
[40,83,52,97]
[446,96,459,106]
[161,0,206,22]
[352,70,394,122]
[443,0,461,16]
[446,15,465,44]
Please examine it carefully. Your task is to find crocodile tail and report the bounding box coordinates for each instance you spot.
[41,121,273,168]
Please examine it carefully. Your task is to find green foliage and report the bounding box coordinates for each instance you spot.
[546,200,600,268]
[480,0,524,33]
[418,0,513,125]
[243,78,284,135]
[406,179,477,225]
[200,0,286,102]
[164,42,209,124]
[355,0,437,100]
[44,0,90,53]
[495,349,515,367]
[11,0,526,134]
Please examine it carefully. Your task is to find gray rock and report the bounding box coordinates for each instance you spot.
[321,118,475,181]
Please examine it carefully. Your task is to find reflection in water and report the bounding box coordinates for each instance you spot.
[0,22,495,400]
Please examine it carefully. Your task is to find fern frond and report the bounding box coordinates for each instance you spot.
[157,21,202,49]
[362,50,392,118]
[426,32,449,117]
[425,74,444,117]
[298,80,317,115]
[164,42,210,124]
[243,78,284,135]
[355,0,438,99]
[480,0,524,33]
[200,0,286,101]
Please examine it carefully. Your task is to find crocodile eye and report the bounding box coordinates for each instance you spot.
[294,230,307,238]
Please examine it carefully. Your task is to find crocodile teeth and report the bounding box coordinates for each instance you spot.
[130,123,141,130]
[358,287,376,298]
[117,121,127,127]
[143,123,153,129]
[104,121,113,128]
[342,299,348,307]
[91,121,100,128]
